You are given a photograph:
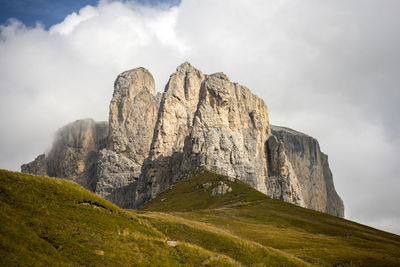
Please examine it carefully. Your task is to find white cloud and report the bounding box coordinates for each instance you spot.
[50,6,99,35]
[0,0,399,234]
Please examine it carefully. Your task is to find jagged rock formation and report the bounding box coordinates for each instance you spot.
[271,126,344,217]
[107,67,161,163]
[135,63,205,204]
[21,62,343,216]
[94,67,161,207]
[21,154,47,177]
[135,64,304,208]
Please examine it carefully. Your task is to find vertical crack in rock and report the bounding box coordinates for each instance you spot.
[266,135,305,207]
[96,67,160,207]
[135,62,205,206]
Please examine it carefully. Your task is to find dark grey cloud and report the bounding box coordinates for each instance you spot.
[0,0,399,234]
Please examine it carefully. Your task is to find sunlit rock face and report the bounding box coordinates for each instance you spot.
[135,62,205,204]
[22,62,343,216]
[136,63,304,208]
[107,67,160,164]
[95,68,161,207]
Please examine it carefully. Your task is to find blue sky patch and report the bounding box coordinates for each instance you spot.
[0,0,180,28]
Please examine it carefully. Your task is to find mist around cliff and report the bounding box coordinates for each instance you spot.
[0,0,399,234]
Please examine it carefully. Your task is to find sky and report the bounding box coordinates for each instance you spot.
[0,0,399,234]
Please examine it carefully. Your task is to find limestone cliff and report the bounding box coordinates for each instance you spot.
[271,126,344,217]
[135,62,205,204]
[22,119,108,191]
[107,67,160,164]
[95,68,161,207]
[21,62,343,216]
[136,64,304,208]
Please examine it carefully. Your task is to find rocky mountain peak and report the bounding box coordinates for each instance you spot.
[113,67,156,97]
[209,72,230,82]
[21,62,344,216]
[175,61,196,72]
[108,67,158,160]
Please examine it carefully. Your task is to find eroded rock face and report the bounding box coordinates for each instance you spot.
[266,135,305,206]
[21,62,343,216]
[137,63,305,208]
[22,119,108,191]
[94,149,139,208]
[271,125,344,217]
[184,72,271,192]
[151,62,204,158]
[47,119,108,190]
[20,68,160,206]
[95,68,161,206]
[137,63,205,201]
[21,154,47,177]
[108,67,160,164]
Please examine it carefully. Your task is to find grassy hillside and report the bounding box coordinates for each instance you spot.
[0,170,237,266]
[1,169,399,266]
[140,170,400,266]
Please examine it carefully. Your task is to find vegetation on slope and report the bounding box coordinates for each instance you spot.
[0,170,236,266]
[140,170,400,266]
[1,169,400,266]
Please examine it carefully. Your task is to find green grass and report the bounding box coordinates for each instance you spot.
[1,169,400,266]
[140,170,400,266]
[0,170,236,266]
[140,170,267,212]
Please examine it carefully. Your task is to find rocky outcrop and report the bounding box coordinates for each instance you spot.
[136,64,305,208]
[20,69,160,208]
[94,149,139,208]
[136,63,205,203]
[47,119,108,191]
[181,72,304,206]
[107,67,160,165]
[183,72,271,191]
[266,135,305,205]
[21,62,344,217]
[211,181,232,196]
[271,125,344,217]
[21,154,47,177]
[22,119,108,191]
[94,68,161,207]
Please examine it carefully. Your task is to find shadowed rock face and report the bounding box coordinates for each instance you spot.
[265,135,305,206]
[21,62,343,216]
[21,154,47,177]
[271,125,344,217]
[22,119,108,191]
